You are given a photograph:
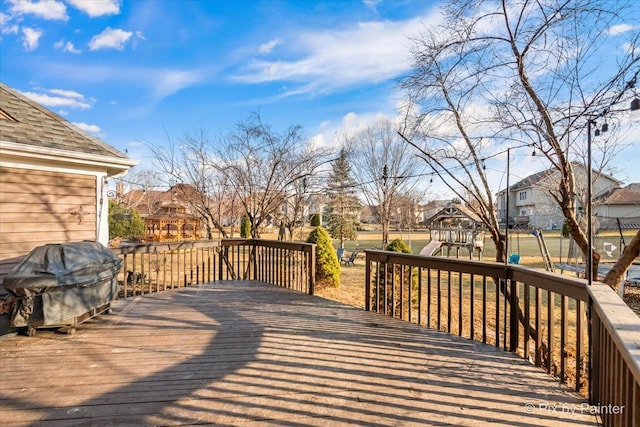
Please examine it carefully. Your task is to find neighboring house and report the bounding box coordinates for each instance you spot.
[0,82,137,280]
[594,184,640,229]
[495,163,621,230]
[421,200,452,226]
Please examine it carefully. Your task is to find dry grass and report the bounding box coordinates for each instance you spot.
[315,262,366,308]
[623,286,640,316]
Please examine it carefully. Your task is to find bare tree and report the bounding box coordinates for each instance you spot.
[400,0,640,283]
[345,119,425,247]
[281,176,312,241]
[150,130,231,238]
[115,167,165,216]
[217,113,331,238]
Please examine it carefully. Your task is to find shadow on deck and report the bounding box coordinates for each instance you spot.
[0,281,599,426]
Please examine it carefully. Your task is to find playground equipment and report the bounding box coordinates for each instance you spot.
[425,202,485,260]
[419,241,443,257]
[531,229,554,272]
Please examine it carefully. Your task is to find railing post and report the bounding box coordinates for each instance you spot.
[252,241,258,281]
[365,252,371,312]
[218,246,224,281]
[307,244,315,295]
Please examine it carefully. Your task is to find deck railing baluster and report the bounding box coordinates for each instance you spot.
[427,268,432,328]
[458,272,463,336]
[447,270,452,333]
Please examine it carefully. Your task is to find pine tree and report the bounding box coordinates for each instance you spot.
[240,215,251,238]
[326,147,361,249]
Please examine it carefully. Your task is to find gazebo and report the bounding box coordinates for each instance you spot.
[144,203,201,242]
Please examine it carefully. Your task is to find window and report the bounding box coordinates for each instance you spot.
[519,191,527,201]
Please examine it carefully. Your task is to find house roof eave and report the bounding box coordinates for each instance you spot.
[0,140,138,176]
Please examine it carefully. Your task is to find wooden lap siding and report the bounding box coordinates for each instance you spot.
[0,166,97,278]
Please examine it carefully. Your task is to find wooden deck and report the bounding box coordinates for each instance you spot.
[0,281,600,426]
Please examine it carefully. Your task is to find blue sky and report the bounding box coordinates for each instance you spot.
[2,0,640,195]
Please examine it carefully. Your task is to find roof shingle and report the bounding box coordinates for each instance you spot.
[0,82,127,159]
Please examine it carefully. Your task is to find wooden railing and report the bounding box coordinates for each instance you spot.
[111,240,221,297]
[365,250,640,426]
[110,239,316,297]
[589,284,640,426]
[219,239,316,295]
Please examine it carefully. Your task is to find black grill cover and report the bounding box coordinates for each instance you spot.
[3,242,122,328]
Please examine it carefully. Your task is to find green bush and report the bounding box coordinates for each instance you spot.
[310,213,322,227]
[108,200,144,240]
[240,215,251,238]
[385,238,412,254]
[306,226,340,287]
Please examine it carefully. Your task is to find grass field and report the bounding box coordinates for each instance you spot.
[333,229,635,266]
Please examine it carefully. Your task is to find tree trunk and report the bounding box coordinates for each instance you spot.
[603,230,640,291]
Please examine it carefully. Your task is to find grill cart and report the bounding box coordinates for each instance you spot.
[4,242,122,336]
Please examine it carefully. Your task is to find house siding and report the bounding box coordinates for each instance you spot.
[0,166,96,277]
[497,164,621,230]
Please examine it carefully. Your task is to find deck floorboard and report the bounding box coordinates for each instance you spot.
[0,281,599,426]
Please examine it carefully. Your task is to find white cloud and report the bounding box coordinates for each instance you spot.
[21,88,92,109]
[234,12,441,96]
[66,0,120,17]
[607,23,634,35]
[258,38,281,54]
[54,39,81,53]
[89,27,132,50]
[48,88,84,98]
[1,23,19,35]
[73,121,102,134]
[153,69,204,99]
[310,110,395,149]
[21,27,42,51]
[8,0,68,21]
[1,12,19,34]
